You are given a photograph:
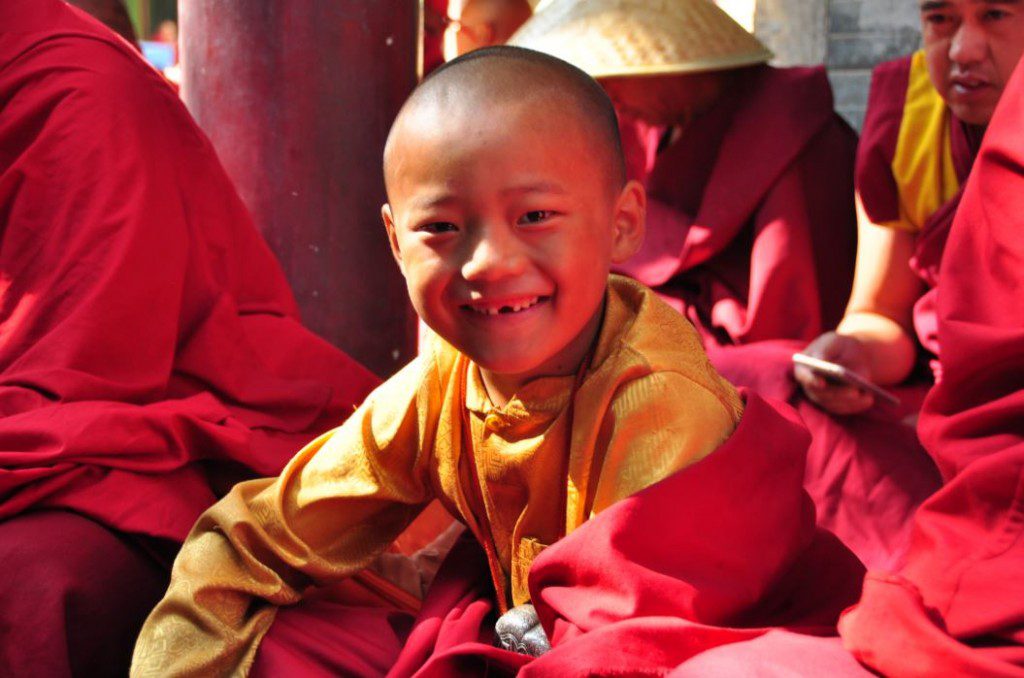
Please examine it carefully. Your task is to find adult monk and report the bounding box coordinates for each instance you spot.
[510,0,857,352]
[0,2,378,676]
[792,0,1024,568]
[840,49,1024,676]
[674,45,1024,677]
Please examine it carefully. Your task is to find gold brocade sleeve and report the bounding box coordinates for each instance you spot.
[588,371,742,516]
[131,357,440,678]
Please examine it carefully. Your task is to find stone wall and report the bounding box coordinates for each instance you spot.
[740,0,922,131]
[826,0,922,129]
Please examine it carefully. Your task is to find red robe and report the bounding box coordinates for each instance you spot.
[0,1,377,673]
[839,58,1024,677]
[250,392,865,677]
[712,56,984,572]
[614,65,857,349]
[0,0,378,542]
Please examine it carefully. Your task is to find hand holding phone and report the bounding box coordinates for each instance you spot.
[792,353,900,407]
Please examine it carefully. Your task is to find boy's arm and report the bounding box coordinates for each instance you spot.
[131,362,437,678]
[589,370,742,514]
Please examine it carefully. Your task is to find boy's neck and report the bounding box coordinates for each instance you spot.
[477,301,606,408]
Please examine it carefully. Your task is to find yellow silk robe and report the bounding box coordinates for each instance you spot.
[131,276,743,677]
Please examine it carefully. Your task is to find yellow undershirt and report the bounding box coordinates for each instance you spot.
[886,50,961,232]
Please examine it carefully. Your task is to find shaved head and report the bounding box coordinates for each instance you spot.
[384,46,626,196]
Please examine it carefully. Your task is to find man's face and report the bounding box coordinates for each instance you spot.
[920,0,1024,125]
[383,96,642,384]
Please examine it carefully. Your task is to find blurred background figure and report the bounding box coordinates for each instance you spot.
[443,0,537,60]
[423,0,451,74]
[141,18,178,81]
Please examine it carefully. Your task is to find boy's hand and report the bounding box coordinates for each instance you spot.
[495,603,551,657]
[795,332,876,415]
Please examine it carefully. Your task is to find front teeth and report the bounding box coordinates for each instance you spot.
[470,296,541,315]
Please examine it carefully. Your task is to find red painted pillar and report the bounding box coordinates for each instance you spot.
[179,0,419,377]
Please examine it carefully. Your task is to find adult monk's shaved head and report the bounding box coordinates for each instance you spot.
[384,46,626,194]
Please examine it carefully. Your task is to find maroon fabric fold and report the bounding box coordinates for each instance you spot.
[0,510,171,678]
[0,0,379,543]
[840,59,1024,677]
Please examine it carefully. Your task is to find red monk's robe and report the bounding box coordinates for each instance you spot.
[614,65,857,349]
[798,55,982,570]
[840,57,1024,677]
[0,1,377,673]
[712,56,983,571]
[250,392,865,677]
[0,0,377,542]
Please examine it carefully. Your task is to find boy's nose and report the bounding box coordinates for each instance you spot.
[461,225,527,282]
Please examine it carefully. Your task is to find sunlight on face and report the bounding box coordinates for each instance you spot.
[383,93,641,391]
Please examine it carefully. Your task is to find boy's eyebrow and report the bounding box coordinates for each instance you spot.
[500,181,568,196]
[406,182,569,210]
[408,194,459,210]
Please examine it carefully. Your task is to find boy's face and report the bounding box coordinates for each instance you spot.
[920,0,1024,125]
[383,95,644,385]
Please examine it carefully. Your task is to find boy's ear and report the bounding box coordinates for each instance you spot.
[381,203,406,275]
[610,180,646,264]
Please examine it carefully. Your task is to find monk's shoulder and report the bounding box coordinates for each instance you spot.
[7,31,165,100]
[730,65,851,158]
[869,55,914,104]
[745,65,837,122]
[856,54,916,222]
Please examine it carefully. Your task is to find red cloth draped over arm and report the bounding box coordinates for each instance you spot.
[0,0,379,542]
[383,392,862,676]
[840,60,1024,677]
[516,391,864,676]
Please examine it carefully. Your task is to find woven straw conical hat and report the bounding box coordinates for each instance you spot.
[508,0,772,78]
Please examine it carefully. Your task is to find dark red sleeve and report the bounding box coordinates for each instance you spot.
[856,56,912,224]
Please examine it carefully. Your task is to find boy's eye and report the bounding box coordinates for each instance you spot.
[417,222,458,234]
[518,210,555,226]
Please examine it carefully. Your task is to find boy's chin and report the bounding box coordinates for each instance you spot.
[470,353,547,379]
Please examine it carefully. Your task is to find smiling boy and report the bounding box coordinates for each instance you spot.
[131,47,754,676]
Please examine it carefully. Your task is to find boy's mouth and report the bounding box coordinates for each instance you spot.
[461,295,550,316]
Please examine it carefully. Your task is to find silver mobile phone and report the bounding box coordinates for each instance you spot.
[792,353,901,406]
